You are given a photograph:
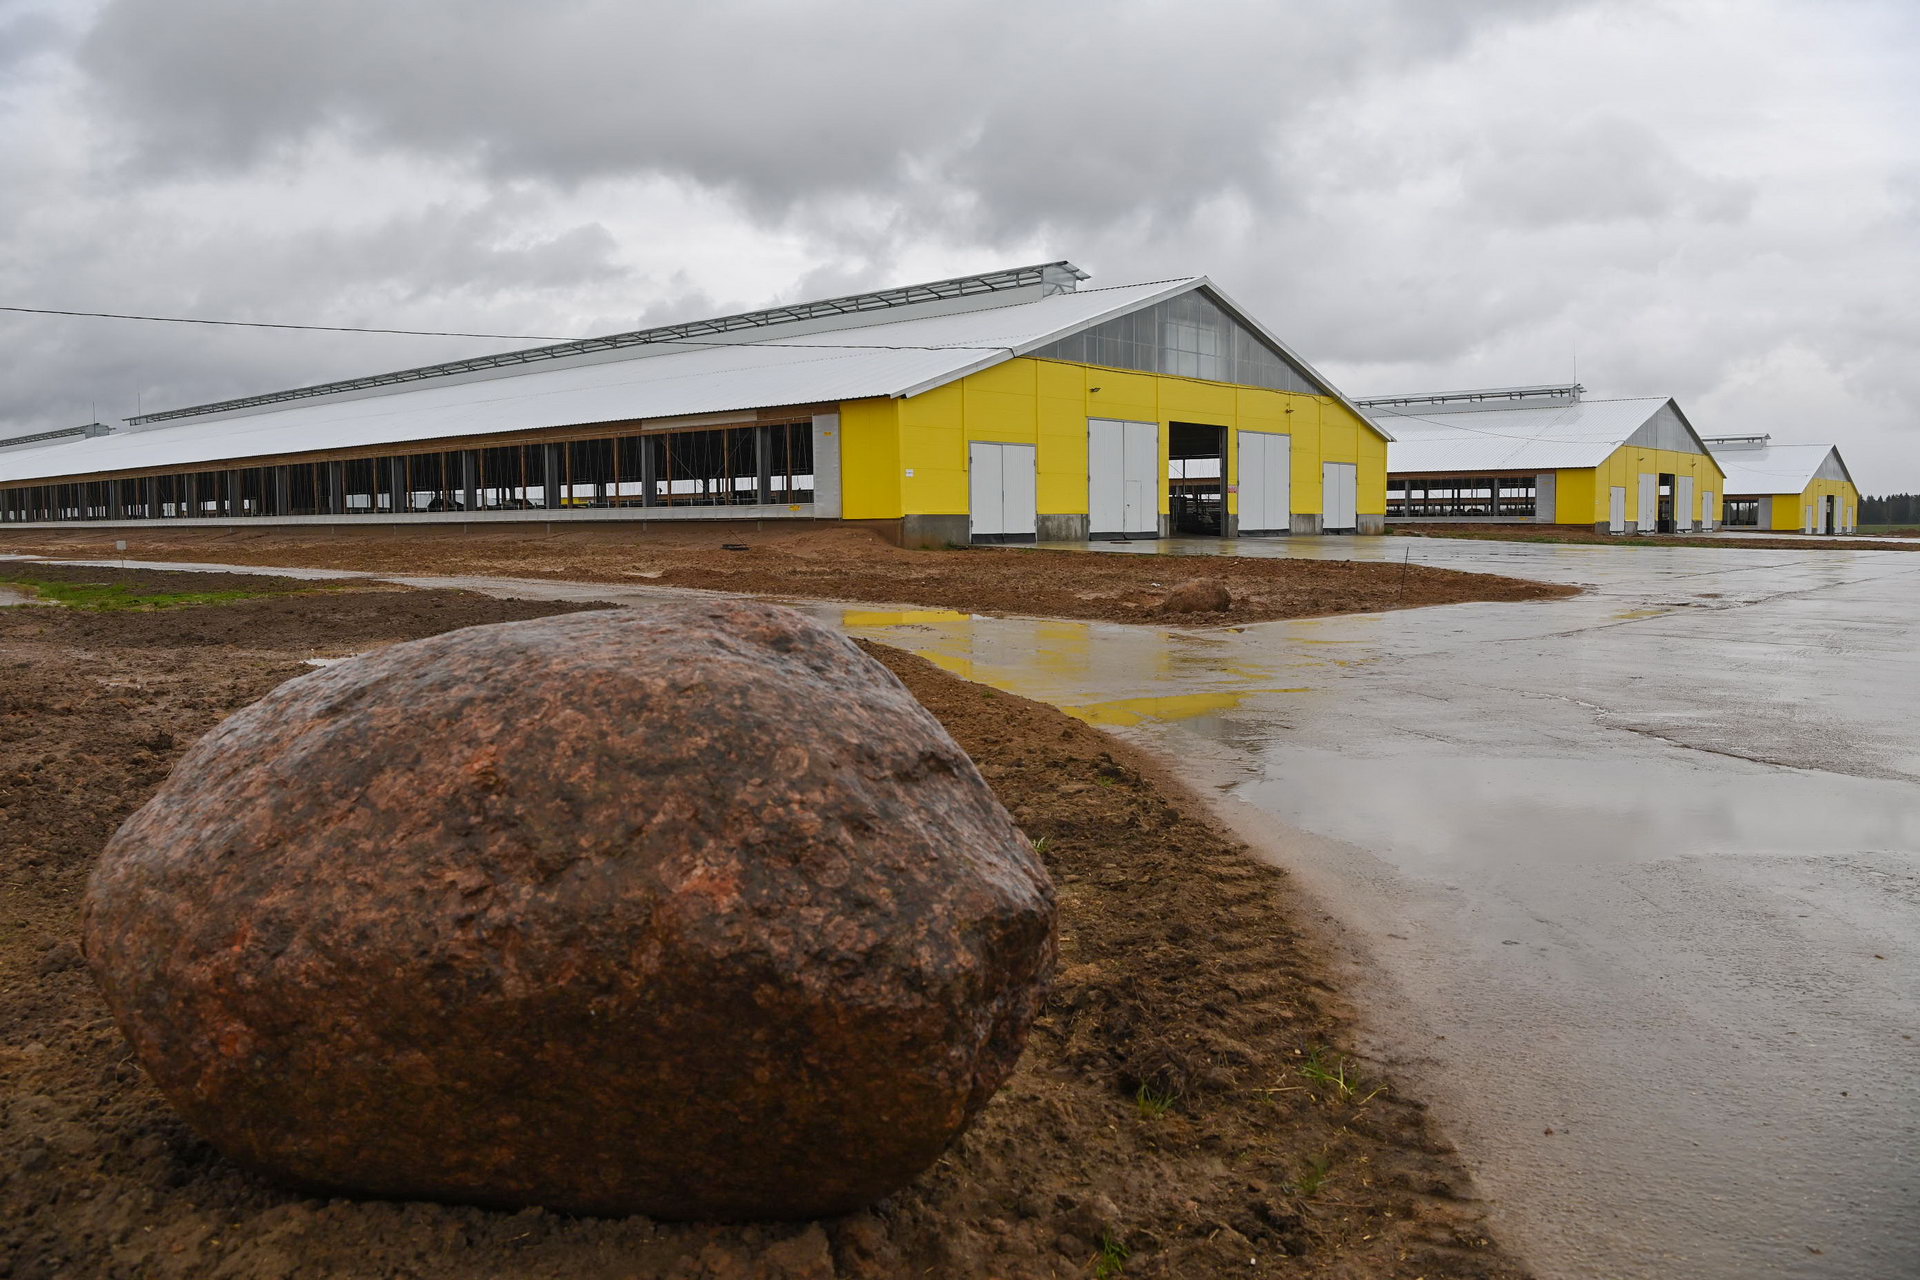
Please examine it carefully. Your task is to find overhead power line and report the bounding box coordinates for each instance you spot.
[0,304,575,342]
[0,302,1018,354]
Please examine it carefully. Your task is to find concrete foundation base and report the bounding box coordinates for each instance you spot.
[897,513,972,549]
[1290,514,1323,536]
[1035,513,1090,542]
[1357,514,1385,535]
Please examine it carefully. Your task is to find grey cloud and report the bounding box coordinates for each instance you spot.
[77,0,1581,235]
[1459,115,1755,228]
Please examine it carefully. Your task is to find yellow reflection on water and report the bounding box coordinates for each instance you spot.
[1066,688,1312,726]
[841,609,976,627]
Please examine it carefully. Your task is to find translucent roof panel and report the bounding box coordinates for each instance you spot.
[1030,289,1322,394]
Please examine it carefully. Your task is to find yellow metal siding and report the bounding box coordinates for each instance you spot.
[1555,446,1726,526]
[853,357,1388,520]
[838,397,903,519]
[1554,467,1597,525]
[1756,478,1862,530]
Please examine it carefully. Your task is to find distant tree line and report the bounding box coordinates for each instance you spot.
[1860,494,1919,524]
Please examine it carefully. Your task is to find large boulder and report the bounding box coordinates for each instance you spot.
[83,601,1055,1220]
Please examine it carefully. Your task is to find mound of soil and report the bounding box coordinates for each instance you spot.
[0,586,1527,1279]
[1390,524,1920,552]
[0,525,1574,626]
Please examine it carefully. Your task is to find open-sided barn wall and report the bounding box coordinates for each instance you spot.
[840,357,1384,545]
[0,416,823,525]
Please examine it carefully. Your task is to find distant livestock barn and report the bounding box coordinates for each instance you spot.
[1703,436,1859,534]
[1365,384,1728,533]
[0,263,1390,546]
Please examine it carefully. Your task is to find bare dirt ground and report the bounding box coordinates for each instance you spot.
[0,570,1526,1279]
[1390,523,1920,552]
[0,524,1573,625]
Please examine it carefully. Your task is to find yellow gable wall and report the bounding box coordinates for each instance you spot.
[1557,445,1726,526]
[1760,478,1861,530]
[839,357,1386,521]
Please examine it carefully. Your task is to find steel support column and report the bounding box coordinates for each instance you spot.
[543,444,564,510]
[640,437,659,507]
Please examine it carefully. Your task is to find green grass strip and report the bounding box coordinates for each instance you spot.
[0,577,272,611]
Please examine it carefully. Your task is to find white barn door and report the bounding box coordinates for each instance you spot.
[1702,490,1715,530]
[1637,473,1657,533]
[967,442,1036,542]
[1609,486,1627,533]
[1088,419,1159,537]
[1676,475,1695,532]
[1237,430,1291,535]
[1321,462,1358,532]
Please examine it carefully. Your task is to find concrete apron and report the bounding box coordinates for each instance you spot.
[11,541,1919,1280]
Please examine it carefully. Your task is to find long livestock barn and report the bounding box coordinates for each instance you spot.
[0,263,1390,546]
[1703,435,1859,534]
[1362,384,1728,533]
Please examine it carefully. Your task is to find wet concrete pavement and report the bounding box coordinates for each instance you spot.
[998,537,1920,1280]
[12,539,1917,1278]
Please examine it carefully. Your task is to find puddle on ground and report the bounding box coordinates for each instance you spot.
[841,609,977,627]
[0,585,34,607]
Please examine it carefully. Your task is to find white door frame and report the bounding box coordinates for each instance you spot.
[968,441,1037,543]
[1237,430,1292,535]
[1088,419,1160,537]
[1321,461,1358,532]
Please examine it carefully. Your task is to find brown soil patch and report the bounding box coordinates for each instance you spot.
[1391,523,1920,552]
[1,580,1526,1279]
[0,524,1573,625]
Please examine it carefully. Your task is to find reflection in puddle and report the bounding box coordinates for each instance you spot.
[841,609,976,627]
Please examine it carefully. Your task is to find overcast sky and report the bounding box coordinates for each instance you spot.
[3,0,1916,489]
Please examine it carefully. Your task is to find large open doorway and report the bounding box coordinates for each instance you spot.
[1656,472,1676,534]
[1168,422,1226,536]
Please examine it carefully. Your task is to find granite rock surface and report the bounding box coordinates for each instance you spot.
[84,600,1056,1219]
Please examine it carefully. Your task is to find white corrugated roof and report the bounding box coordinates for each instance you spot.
[4,275,1234,483]
[1710,444,1847,495]
[1378,397,1673,472]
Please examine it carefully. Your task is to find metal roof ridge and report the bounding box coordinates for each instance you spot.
[126,260,1090,426]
